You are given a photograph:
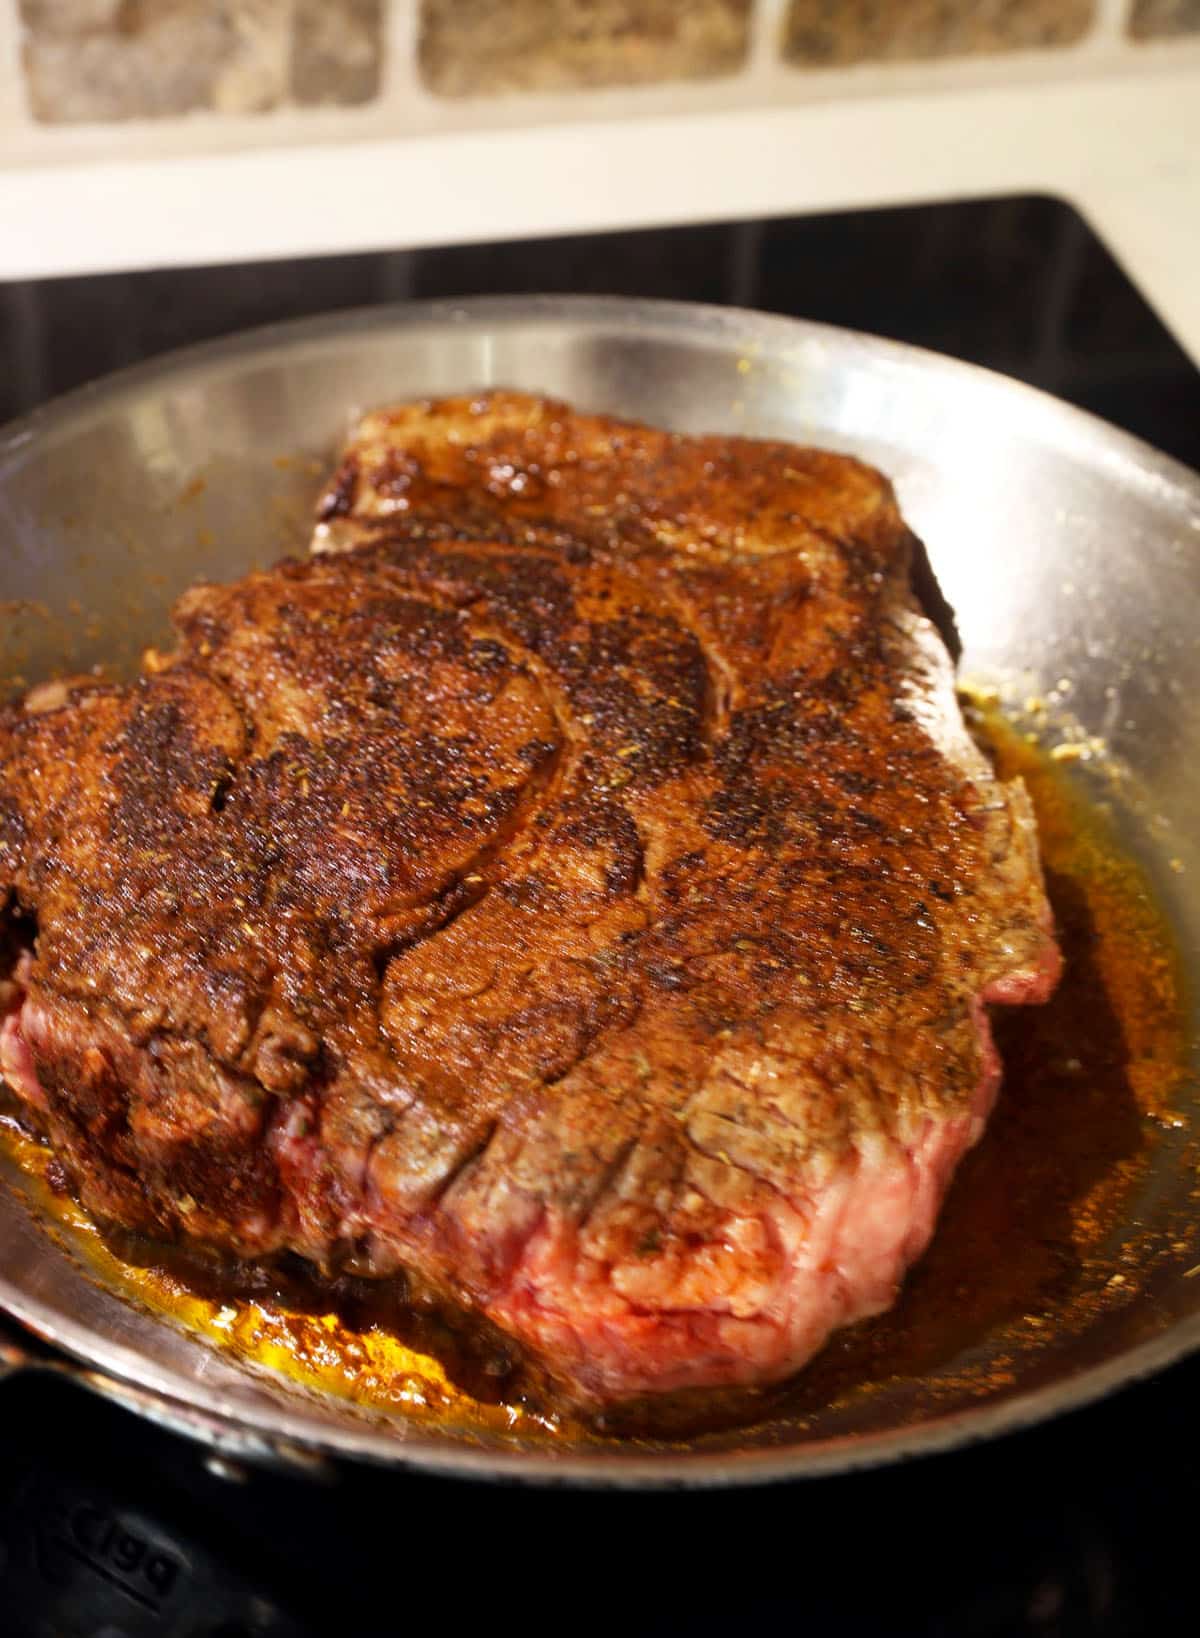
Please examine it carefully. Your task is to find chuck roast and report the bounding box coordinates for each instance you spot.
[0,393,1060,1403]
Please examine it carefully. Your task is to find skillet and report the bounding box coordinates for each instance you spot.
[0,295,1197,1485]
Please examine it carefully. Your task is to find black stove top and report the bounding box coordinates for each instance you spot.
[1,197,1198,1638]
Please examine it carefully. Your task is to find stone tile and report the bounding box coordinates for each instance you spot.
[18,2,125,33]
[20,0,291,122]
[782,0,1095,67]
[291,0,383,107]
[1129,0,1200,37]
[418,0,752,98]
[18,0,385,123]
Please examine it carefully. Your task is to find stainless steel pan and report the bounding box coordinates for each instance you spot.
[1,296,1198,1486]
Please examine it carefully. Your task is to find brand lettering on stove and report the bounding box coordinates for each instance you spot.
[36,1498,183,1610]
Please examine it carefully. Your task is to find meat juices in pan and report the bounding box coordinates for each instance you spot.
[0,393,1060,1404]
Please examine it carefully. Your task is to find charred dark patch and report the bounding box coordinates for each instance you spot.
[469,637,510,672]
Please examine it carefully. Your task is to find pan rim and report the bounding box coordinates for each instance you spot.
[6,1269,1200,1488]
[2,291,1198,496]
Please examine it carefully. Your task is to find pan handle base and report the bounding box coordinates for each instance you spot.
[0,1307,337,1483]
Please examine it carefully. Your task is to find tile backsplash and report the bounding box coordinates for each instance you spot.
[18,0,382,122]
[419,1,753,96]
[783,0,1096,67]
[1129,0,1200,36]
[7,0,1198,128]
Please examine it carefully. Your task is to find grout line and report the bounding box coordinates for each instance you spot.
[380,0,422,105]
[1092,0,1136,45]
[750,0,789,76]
[0,0,26,129]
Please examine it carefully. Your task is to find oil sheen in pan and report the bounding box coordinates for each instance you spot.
[0,702,1190,1446]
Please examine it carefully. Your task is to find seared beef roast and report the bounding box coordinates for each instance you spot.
[0,393,1060,1403]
